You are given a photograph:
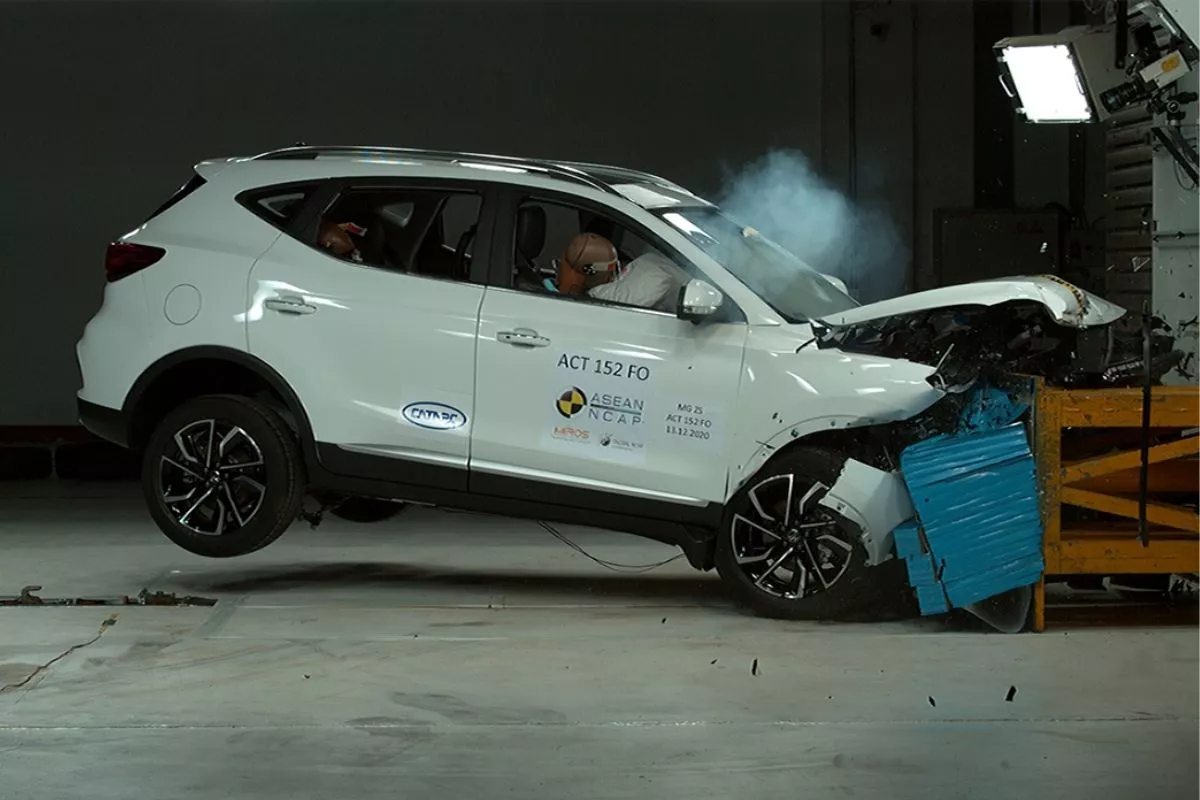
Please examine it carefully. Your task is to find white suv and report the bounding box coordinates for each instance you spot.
[77,145,1140,618]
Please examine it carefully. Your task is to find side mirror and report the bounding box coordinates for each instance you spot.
[677,279,724,323]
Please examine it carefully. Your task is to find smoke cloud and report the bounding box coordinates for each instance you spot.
[714,150,907,303]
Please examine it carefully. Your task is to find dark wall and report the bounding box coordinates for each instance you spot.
[0,0,825,425]
[824,0,976,294]
[2,0,1010,428]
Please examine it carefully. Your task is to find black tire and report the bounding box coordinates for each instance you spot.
[329,497,408,523]
[141,394,305,558]
[715,448,870,620]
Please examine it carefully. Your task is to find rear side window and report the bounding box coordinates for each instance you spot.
[313,186,484,280]
[144,173,206,222]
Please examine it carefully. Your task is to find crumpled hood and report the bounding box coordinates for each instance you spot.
[821,276,1126,329]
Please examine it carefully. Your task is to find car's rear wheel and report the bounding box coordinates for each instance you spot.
[716,448,869,620]
[142,394,304,557]
[329,497,408,523]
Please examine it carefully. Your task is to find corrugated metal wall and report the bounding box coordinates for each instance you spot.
[1104,105,1156,310]
[1103,11,1181,313]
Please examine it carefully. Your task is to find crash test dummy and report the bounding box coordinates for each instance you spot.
[553,232,676,309]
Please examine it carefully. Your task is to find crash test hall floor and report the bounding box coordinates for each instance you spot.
[0,483,1196,800]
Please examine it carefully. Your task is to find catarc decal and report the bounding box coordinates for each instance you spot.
[402,402,467,430]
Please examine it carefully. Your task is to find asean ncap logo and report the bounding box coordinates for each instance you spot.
[556,387,587,419]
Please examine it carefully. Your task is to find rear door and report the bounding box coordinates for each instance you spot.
[244,178,494,490]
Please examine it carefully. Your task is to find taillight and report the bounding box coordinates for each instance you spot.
[105,242,165,282]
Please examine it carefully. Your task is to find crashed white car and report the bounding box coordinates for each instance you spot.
[75,145,1175,618]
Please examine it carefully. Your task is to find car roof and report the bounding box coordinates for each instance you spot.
[201,146,713,211]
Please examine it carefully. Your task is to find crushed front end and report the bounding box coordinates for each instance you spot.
[809,297,1183,631]
[813,301,1185,392]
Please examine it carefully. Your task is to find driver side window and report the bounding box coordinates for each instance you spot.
[510,198,692,313]
[311,186,483,283]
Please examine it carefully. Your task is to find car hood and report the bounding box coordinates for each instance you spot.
[820,276,1126,329]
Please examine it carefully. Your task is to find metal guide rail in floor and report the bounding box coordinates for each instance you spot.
[1032,381,1199,631]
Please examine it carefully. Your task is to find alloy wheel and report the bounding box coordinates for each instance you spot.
[729,473,856,600]
[158,419,267,536]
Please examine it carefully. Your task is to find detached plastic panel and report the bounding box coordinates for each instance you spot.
[898,423,1045,617]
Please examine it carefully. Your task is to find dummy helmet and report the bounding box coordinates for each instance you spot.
[558,233,618,294]
[318,221,358,256]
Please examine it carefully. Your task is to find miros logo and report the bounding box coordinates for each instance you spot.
[553,426,589,441]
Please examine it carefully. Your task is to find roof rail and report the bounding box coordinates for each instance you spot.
[550,160,683,191]
[253,145,619,195]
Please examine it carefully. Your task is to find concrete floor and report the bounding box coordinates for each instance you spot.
[0,483,1196,800]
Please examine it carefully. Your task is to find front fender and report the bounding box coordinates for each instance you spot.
[729,333,945,496]
[733,413,888,493]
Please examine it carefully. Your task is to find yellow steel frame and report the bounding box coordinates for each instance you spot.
[1032,381,1200,631]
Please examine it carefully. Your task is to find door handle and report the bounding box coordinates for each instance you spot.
[497,328,550,347]
[264,295,317,315]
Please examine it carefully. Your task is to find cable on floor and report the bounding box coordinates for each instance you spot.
[537,520,684,573]
[1,614,118,692]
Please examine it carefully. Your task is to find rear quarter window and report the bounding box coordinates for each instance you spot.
[236,184,319,230]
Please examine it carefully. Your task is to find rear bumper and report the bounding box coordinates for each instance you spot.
[78,397,130,448]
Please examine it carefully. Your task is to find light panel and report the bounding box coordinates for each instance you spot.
[1002,43,1093,123]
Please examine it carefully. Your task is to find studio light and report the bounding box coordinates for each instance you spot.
[1000,43,1093,122]
[995,26,1131,124]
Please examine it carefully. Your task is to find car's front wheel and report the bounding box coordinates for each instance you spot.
[142,394,305,557]
[715,448,869,620]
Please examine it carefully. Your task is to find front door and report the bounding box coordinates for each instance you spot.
[470,193,747,512]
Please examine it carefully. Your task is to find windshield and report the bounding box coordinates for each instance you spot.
[658,207,858,322]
